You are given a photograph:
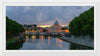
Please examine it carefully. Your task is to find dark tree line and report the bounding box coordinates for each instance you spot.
[23,24,37,28]
[6,16,25,36]
[69,7,94,37]
[61,27,68,30]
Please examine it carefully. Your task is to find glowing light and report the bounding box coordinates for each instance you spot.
[65,29,69,32]
[31,29,34,32]
[37,25,68,28]
[40,29,43,32]
[32,36,36,39]
[25,36,29,39]
[39,25,51,28]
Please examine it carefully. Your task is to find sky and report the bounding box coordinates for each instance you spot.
[6,6,92,25]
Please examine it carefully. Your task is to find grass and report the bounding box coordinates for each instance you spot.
[6,36,22,47]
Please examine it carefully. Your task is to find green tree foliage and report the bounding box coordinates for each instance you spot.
[61,27,68,30]
[69,7,94,37]
[6,16,25,36]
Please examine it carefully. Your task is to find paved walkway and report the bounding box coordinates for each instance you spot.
[59,36,94,48]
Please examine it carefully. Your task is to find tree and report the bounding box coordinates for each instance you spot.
[69,7,94,37]
[6,16,25,36]
[61,27,68,30]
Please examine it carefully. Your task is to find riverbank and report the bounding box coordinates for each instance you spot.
[58,37,94,48]
[6,35,24,47]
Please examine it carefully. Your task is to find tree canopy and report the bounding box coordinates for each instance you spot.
[61,27,68,30]
[69,7,94,37]
[6,16,25,36]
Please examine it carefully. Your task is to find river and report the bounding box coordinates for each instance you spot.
[6,35,93,50]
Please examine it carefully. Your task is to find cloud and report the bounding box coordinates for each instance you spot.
[6,6,92,25]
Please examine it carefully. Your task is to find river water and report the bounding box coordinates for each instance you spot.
[6,35,93,50]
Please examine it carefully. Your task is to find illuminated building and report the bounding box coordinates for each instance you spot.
[48,20,63,32]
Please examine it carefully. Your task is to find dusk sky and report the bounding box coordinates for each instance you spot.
[6,6,92,25]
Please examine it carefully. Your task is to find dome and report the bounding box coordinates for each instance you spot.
[54,20,59,25]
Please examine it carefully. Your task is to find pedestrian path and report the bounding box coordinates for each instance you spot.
[59,37,94,48]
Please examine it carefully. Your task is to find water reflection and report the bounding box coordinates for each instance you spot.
[25,39,28,43]
[32,35,36,39]
[20,35,71,50]
[48,36,50,45]
[40,36,43,43]
[6,35,93,50]
[25,36,29,39]
[32,36,36,43]
[56,38,63,48]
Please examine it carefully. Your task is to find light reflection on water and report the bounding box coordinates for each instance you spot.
[56,38,63,48]
[40,36,44,44]
[25,39,28,43]
[48,36,50,45]
[6,35,94,50]
[20,35,70,50]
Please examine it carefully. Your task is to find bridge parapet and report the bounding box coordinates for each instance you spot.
[25,32,70,34]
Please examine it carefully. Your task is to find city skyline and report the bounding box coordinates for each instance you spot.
[6,6,94,50]
[6,6,92,25]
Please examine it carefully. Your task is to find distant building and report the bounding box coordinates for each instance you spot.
[48,20,63,32]
[24,20,69,33]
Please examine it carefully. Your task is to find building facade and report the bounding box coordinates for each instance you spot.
[47,20,63,32]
